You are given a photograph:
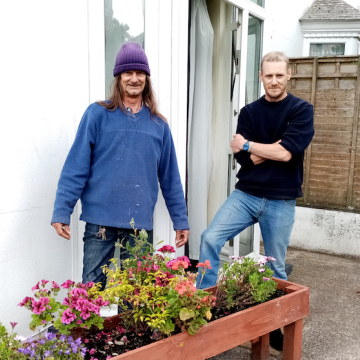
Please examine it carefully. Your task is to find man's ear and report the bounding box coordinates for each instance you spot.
[259,71,263,82]
[287,68,292,80]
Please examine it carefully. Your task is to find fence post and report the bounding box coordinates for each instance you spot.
[346,56,360,207]
[303,57,318,204]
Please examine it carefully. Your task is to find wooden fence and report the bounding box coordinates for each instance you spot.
[288,56,360,211]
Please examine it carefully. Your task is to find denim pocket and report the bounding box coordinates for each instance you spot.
[282,199,296,207]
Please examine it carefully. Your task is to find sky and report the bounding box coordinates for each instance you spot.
[343,0,360,9]
[112,0,144,37]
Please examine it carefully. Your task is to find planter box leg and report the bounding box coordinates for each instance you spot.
[251,333,270,360]
[283,319,303,360]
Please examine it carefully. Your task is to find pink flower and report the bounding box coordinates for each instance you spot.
[258,268,265,273]
[197,260,212,270]
[263,277,270,282]
[267,256,277,262]
[158,245,176,254]
[32,300,46,315]
[165,259,176,269]
[176,255,191,266]
[137,261,142,268]
[94,297,109,307]
[10,322,18,329]
[41,280,49,287]
[75,297,89,312]
[31,282,40,291]
[51,281,60,290]
[77,319,83,324]
[39,297,49,306]
[62,298,70,306]
[61,280,75,289]
[85,282,95,289]
[70,288,88,297]
[18,296,34,307]
[61,309,76,324]
[80,308,92,320]
[90,349,95,355]
[41,320,46,324]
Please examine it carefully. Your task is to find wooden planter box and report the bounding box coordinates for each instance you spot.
[95,279,310,360]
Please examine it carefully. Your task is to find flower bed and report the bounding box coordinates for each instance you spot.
[9,220,309,360]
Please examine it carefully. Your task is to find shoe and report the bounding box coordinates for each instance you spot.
[269,328,283,351]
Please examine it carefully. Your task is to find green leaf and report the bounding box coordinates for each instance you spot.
[179,308,195,321]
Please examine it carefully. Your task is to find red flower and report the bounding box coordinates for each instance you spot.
[158,245,176,254]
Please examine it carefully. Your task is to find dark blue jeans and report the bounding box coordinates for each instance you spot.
[82,223,153,291]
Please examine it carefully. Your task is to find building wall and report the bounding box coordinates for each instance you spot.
[0,0,92,337]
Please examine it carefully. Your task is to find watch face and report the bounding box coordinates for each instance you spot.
[243,141,249,151]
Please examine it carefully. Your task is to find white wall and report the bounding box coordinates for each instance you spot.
[264,0,314,57]
[0,0,90,338]
[291,207,360,257]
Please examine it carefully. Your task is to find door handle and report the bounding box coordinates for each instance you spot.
[232,155,236,170]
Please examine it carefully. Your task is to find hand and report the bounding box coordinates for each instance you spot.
[52,223,71,240]
[231,134,247,153]
[175,230,189,248]
[250,154,266,165]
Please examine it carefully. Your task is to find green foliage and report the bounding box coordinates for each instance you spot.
[215,256,277,309]
[0,323,26,360]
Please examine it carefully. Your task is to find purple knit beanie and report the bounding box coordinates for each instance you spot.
[113,42,151,77]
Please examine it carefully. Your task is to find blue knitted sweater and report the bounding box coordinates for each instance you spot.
[51,103,189,231]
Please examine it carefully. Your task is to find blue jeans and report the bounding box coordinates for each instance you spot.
[82,223,153,291]
[197,190,295,289]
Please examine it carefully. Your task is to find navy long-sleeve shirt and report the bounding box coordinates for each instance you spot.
[234,93,314,199]
[51,103,189,231]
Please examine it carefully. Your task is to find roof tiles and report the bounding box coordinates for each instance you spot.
[300,0,360,20]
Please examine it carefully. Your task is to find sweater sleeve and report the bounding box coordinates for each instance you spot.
[51,105,98,225]
[279,103,314,156]
[158,123,190,230]
[234,108,255,168]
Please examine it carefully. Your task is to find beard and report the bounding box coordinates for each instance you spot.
[265,86,286,101]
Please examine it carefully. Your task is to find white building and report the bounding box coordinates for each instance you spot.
[1,0,360,337]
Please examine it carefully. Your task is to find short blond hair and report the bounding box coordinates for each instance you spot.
[261,51,290,72]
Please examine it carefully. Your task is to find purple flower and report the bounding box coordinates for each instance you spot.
[38,339,46,345]
[45,332,57,341]
[30,349,35,357]
[263,277,270,281]
[65,349,70,355]
[267,256,276,262]
[44,350,51,357]
[59,349,63,355]
[67,336,74,342]
[60,335,66,342]
[258,268,265,273]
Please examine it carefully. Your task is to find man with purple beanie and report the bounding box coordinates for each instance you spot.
[51,42,189,290]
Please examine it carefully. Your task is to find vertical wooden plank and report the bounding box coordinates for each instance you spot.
[283,319,303,360]
[303,57,318,204]
[346,57,360,207]
[251,333,270,360]
[334,61,340,88]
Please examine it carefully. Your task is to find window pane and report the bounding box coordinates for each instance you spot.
[310,43,345,57]
[249,0,265,7]
[104,0,145,99]
[245,16,262,105]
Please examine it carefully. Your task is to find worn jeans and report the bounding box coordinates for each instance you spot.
[197,189,296,289]
[82,223,153,291]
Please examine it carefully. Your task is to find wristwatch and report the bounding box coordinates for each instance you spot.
[243,141,250,151]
